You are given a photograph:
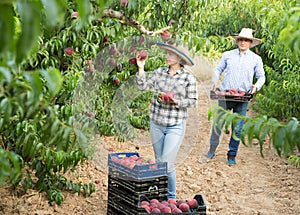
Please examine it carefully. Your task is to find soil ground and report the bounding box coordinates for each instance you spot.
[1,60,299,215]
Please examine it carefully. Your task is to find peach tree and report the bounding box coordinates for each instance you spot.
[0,0,299,206]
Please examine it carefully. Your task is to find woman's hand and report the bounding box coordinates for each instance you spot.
[136,54,147,70]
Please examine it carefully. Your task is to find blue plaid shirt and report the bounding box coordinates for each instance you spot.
[136,67,198,126]
[213,49,265,92]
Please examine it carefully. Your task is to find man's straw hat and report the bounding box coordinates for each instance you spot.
[232,28,261,48]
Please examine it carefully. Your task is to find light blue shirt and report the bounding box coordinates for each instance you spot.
[213,49,265,92]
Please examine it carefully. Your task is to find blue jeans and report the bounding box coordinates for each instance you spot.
[210,101,248,157]
[150,121,186,199]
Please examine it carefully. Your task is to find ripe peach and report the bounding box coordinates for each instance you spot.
[161,31,170,40]
[129,57,137,65]
[168,199,176,205]
[141,200,150,206]
[129,46,136,52]
[138,50,147,60]
[187,198,198,209]
[179,202,190,212]
[64,47,74,56]
[109,58,116,67]
[151,208,161,213]
[150,199,160,204]
[168,203,177,210]
[176,199,186,207]
[161,201,169,206]
[71,12,79,19]
[161,206,171,213]
[141,204,151,213]
[113,78,120,85]
[172,208,183,213]
[121,0,128,7]
[109,46,117,55]
[138,35,145,44]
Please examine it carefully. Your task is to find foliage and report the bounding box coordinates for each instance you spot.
[208,106,300,160]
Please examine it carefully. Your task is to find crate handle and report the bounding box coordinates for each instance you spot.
[148,185,158,192]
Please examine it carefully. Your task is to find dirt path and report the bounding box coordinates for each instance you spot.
[1,74,300,215]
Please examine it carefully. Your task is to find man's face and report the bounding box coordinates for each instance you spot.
[237,38,252,51]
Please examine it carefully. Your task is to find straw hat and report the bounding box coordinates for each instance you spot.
[156,42,194,66]
[232,28,261,48]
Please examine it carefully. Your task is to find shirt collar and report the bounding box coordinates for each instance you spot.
[237,48,250,56]
[167,67,184,75]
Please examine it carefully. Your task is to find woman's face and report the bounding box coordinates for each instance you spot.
[165,51,181,66]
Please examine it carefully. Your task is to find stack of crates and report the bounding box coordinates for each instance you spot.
[107,152,169,215]
[106,152,207,215]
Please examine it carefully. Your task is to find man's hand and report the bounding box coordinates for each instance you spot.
[249,85,257,94]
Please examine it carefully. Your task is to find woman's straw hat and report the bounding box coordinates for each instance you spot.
[156,42,194,66]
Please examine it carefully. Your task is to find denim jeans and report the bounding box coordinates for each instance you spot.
[150,121,186,199]
[210,100,248,157]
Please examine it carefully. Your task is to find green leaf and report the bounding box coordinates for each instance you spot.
[0,3,14,55]
[273,126,286,156]
[40,68,62,97]
[15,1,42,64]
[41,0,66,28]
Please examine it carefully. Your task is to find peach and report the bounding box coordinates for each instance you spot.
[172,208,183,213]
[151,208,161,213]
[161,206,171,213]
[187,198,198,209]
[167,199,176,205]
[138,50,147,60]
[179,202,190,212]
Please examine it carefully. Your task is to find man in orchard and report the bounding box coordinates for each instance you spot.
[207,28,266,165]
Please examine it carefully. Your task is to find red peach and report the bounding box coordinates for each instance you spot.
[129,57,137,65]
[187,198,198,209]
[120,0,128,7]
[151,208,161,213]
[138,50,148,60]
[172,208,183,213]
[109,58,116,67]
[64,47,74,56]
[168,199,176,205]
[161,206,171,213]
[113,78,120,85]
[161,31,170,40]
[71,12,79,19]
[179,202,190,212]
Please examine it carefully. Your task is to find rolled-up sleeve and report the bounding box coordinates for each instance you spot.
[176,74,198,108]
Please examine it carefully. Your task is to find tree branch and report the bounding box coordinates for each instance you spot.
[101,8,172,36]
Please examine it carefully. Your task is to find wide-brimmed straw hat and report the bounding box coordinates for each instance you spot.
[232,28,261,48]
[156,42,194,66]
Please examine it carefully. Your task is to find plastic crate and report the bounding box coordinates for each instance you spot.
[108,191,167,215]
[210,90,253,102]
[107,194,206,215]
[108,152,167,179]
[137,194,206,215]
[108,184,168,208]
[108,174,168,195]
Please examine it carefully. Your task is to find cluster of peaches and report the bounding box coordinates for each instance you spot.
[214,88,246,97]
[111,154,156,169]
[140,198,198,213]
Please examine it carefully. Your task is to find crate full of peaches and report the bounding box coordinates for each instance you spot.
[108,152,167,179]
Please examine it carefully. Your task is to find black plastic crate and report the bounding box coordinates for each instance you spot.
[210,90,253,102]
[137,194,206,215]
[108,174,168,195]
[107,194,206,215]
[108,152,167,180]
[108,184,168,208]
